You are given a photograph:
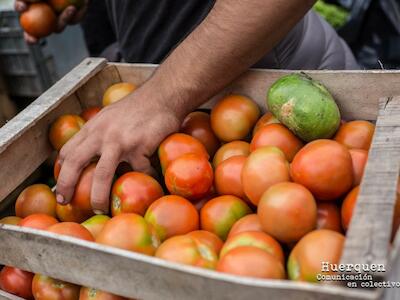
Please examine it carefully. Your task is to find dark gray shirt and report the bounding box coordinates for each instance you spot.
[105,0,359,70]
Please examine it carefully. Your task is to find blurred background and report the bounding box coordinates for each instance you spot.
[0,0,400,126]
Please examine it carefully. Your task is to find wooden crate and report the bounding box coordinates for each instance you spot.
[0,58,400,300]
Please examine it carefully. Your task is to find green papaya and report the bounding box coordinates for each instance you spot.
[267,73,341,142]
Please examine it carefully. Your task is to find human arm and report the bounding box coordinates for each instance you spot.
[57,0,316,213]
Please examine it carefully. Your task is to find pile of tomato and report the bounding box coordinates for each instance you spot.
[1,81,399,300]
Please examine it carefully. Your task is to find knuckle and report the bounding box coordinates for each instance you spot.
[95,165,113,182]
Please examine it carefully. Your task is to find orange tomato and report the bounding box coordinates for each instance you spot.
[19,3,56,38]
[144,195,199,241]
[32,274,80,300]
[227,214,263,238]
[200,195,251,240]
[214,155,247,200]
[220,231,284,266]
[250,123,303,161]
[291,140,353,201]
[102,82,136,106]
[47,222,94,242]
[252,112,280,136]
[334,120,375,150]
[165,153,213,201]
[79,287,129,300]
[181,111,220,157]
[316,203,342,233]
[349,149,368,186]
[155,235,218,269]
[15,184,57,218]
[0,266,34,299]
[56,163,96,223]
[96,213,159,255]
[0,216,22,225]
[111,172,164,216]
[81,215,110,239]
[158,133,209,174]
[212,141,250,168]
[242,146,290,206]
[81,106,101,121]
[287,229,345,282]
[258,182,317,243]
[19,213,58,230]
[49,114,85,151]
[186,230,224,255]
[217,246,285,279]
[211,95,260,142]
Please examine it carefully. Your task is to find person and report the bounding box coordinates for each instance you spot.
[15,0,359,214]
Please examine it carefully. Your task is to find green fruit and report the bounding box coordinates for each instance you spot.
[267,73,340,142]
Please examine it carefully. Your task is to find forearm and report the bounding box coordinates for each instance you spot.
[142,0,316,119]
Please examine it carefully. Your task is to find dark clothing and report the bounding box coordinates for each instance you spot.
[100,0,358,69]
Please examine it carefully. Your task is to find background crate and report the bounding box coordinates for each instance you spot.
[0,58,400,300]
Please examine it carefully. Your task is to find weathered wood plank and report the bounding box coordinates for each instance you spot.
[0,58,107,203]
[340,97,400,277]
[0,225,377,300]
[115,64,400,120]
[0,290,24,300]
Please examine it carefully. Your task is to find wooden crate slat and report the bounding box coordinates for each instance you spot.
[0,225,377,300]
[0,58,107,203]
[340,96,400,277]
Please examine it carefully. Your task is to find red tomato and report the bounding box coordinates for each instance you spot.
[158,133,209,174]
[32,274,80,300]
[258,182,317,243]
[212,141,250,168]
[227,214,263,238]
[316,202,342,233]
[214,155,247,200]
[0,216,22,225]
[49,0,84,13]
[181,111,220,157]
[47,222,94,242]
[287,230,345,282]
[19,3,56,38]
[144,195,199,241]
[242,146,290,206]
[216,246,285,279]
[102,83,136,107]
[250,123,303,161]
[252,112,280,136]
[291,140,353,201]
[79,287,129,300]
[155,235,218,269]
[15,184,57,218]
[220,231,284,266]
[111,172,164,216]
[56,163,96,223]
[19,213,58,230]
[186,230,224,255]
[211,95,260,142]
[81,107,101,121]
[96,213,159,255]
[165,153,213,201]
[349,149,368,186]
[0,266,34,299]
[81,215,110,240]
[49,114,85,151]
[334,120,375,150]
[200,195,251,240]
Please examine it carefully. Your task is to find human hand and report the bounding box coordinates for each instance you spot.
[15,0,88,43]
[55,86,183,214]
